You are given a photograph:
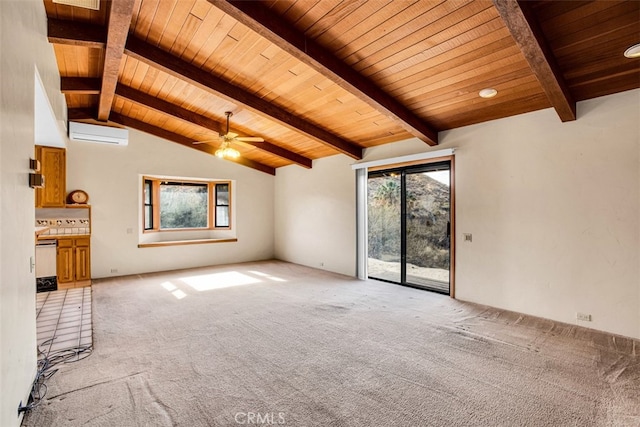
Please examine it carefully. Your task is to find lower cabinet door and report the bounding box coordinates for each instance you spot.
[75,245,91,281]
[57,246,74,283]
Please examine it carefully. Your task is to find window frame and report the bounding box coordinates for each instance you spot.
[143,179,155,231]
[142,177,232,233]
[214,182,231,228]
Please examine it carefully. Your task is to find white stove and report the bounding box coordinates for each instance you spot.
[36,239,57,292]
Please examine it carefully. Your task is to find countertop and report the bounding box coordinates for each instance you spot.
[36,233,91,240]
[35,226,51,236]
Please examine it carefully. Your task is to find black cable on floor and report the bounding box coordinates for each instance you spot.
[18,338,93,414]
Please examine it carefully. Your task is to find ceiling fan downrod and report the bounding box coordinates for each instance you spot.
[216,111,240,159]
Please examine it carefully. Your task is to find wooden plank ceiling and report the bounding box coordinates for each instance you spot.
[45,0,640,175]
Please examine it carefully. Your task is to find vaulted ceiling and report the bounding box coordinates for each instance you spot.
[45,0,640,175]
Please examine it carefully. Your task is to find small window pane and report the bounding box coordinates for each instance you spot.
[216,184,229,205]
[159,183,208,229]
[144,206,153,230]
[144,180,152,204]
[216,206,229,227]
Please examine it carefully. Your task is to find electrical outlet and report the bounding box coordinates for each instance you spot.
[126,228,133,234]
[319,262,324,267]
[463,233,472,242]
[576,312,592,322]
[110,268,118,274]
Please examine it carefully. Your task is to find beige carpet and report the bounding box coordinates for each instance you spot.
[23,261,640,426]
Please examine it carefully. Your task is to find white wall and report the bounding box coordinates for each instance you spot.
[444,89,639,340]
[66,129,275,278]
[274,155,356,276]
[0,1,67,425]
[275,90,640,339]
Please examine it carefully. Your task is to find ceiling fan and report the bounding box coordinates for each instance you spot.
[193,111,264,159]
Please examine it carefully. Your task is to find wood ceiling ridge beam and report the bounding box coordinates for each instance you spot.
[90,110,276,175]
[98,0,136,121]
[208,0,439,146]
[492,0,576,122]
[123,36,362,160]
[114,84,313,168]
[47,18,106,48]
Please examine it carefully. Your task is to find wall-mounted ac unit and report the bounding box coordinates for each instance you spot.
[69,121,129,146]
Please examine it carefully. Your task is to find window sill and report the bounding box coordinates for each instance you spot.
[138,238,238,248]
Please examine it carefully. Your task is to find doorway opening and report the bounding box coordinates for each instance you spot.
[367,161,452,295]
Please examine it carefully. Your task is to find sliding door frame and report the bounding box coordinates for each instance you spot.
[368,155,456,298]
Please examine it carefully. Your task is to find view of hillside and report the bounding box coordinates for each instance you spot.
[368,172,450,287]
[159,184,208,229]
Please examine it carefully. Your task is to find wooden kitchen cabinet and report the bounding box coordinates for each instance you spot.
[56,240,74,283]
[35,146,66,208]
[74,238,91,281]
[57,237,91,287]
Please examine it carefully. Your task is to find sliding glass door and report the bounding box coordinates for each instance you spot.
[367,173,401,283]
[367,162,451,294]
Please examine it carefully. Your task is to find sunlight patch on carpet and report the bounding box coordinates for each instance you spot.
[248,270,287,282]
[180,272,262,291]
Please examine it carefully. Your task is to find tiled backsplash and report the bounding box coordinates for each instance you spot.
[36,208,90,236]
[36,219,90,235]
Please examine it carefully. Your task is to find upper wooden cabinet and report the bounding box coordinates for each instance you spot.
[35,146,66,208]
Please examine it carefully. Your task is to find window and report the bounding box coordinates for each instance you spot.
[160,181,208,229]
[143,177,232,232]
[215,183,230,227]
[143,179,153,230]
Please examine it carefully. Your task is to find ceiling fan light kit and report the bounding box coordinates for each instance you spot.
[198,111,264,159]
[215,142,240,159]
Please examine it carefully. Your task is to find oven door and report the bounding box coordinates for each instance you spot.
[35,240,57,292]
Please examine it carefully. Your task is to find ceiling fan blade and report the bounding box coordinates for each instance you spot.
[226,132,238,139]
[192,139,217,145]
[193,131,220,145]
[236,136,265,142]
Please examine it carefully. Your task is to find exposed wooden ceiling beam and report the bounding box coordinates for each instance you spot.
[247,142,313,169]
[97,0,136,121]
[67,108,98,121]
[61,77,101,94]
[114,85,225,131]
[114,84,313,168]
[208,0,439,146]
[47,18,106,48]
[68,108,276,175]
[492,0,576,121]
[123,37,362,159]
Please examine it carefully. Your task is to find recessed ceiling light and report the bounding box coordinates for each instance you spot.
[624,43,640,58]
[479,88,498,99]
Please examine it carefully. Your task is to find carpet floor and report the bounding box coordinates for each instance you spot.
[23,260,640,426]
